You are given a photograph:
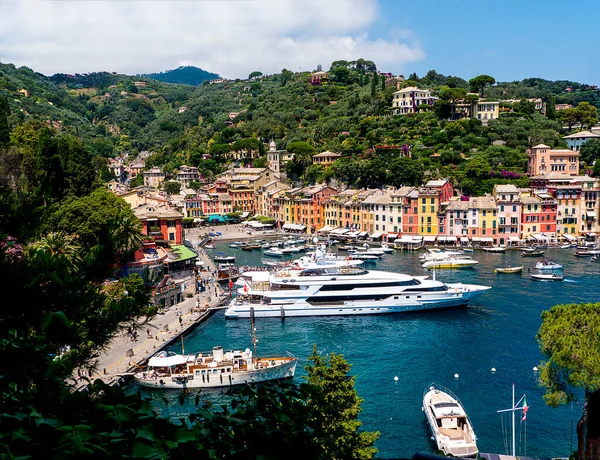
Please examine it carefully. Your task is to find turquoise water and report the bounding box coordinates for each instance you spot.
[151,244,600,459]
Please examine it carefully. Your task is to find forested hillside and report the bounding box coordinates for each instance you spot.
[1,60,599,194]
[142,66,220,86]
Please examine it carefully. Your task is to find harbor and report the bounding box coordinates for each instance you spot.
[135,241,600,459]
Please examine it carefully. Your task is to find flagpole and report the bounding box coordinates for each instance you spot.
[497,383,526,457]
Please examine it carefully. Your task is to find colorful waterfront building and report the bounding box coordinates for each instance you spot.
[278,185,337,233]
[324,189,361,229]
[360,190,393,235]
[418,180,454,237]
[445,199,470,241]
[520,192,557,241]
[493,184,522,245]
[134,204,184,245]
[580,177,600,237]
[467,196,498,244]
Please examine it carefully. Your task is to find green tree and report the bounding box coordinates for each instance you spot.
[164,180,181,195]
[561,108,579,131]
[189,179,202,190]
[371,73,378,98]
[305,345,379,459]
[249,71,263,80]
[0,95,10,148]
[469,74,496,97]
[130,173,144,187]
[575,102,599,129]
[281,68,294,86]
[537,302,600,460]
[386,157,425,187]
[579,138,600,166]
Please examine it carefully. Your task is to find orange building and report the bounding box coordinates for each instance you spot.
[526,144,580,176]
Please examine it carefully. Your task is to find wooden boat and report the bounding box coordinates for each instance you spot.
[423,383,478,458]
[531,273,563,281]
[134,347,297,389]
[494,266,523,274]
[241,244,253,251]
[521,250,545,257]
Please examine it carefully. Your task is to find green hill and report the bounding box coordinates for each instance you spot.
[142,66,219,86]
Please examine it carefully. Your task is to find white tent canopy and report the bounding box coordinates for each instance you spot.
[562,233,576,241]
[438,236,457,242]
[317,226,336,233]
[369,232,383,239]
[423,236,436,242]
[508,236,520,242]
[148,354,188,368]
[283,223,306,231]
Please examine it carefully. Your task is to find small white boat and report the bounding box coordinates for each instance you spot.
[482,246,506,253]
[204,244,215,249]
[229,242,243,248]
[214,254,236,263]
[494,266,523,274]
[380,243,395,253]
[535,259,563,270]
[531,273,563,281]
[348,253,379,261]
[264,248,284,257]
[282,246,302,254]
[423,383,478,458]
[463,248,474,253]
[560,244,571,249]
[134,347,297,389]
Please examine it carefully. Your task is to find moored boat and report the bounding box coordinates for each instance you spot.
[214,253,236,263]
[423,383,478,458]
[531,273,563,281]
[494,266,523,274]
[264,248,284,257]
[521,249,545,257]
[134,347,297,389]
[224,246,490,319]
[535,259,563,270]
[204,243,215,249]
[482,246,506,253]
[422,257,478,269]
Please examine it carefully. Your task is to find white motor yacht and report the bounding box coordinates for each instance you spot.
[423,383,478,458]
[422,257,479,269]
[224,247,490,319]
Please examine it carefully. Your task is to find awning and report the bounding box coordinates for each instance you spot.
[331,228,349,235]
[423,236,436,242]
[283,223,306,231]
[146,218,158,222]
[346,232,359,238]
[358,231,369,237]
[386,233,398,240]
[587,210,597,217]
[530,233,548,241]
[148,354,188,368]
[193,217,204,223]
[563,233,576,241]
[369,232,383,239]
[480,237,494,243]
[398,235,413,242]
[318,226,336,233]
[438,236,457,242]
[508,236,520,242]
[240,212,250,218]
[472,237,481,242]
[413,236,423,242]
[460,237,469,243]
[168,244,198,262]
[588,232,598,237]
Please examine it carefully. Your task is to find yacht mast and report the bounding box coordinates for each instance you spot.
[497,383,526,457]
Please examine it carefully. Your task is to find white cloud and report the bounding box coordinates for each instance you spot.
[0,0,424,77]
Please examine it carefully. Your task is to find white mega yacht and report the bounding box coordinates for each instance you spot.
[224,248,490,319]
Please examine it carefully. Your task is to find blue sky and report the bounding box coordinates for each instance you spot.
[373,0,599,83]
[0,0,597,83]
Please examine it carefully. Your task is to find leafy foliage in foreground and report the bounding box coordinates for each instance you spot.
[537,302,600,460]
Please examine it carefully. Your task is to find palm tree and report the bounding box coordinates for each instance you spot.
[30,232,82,275]
[109,213,143,273]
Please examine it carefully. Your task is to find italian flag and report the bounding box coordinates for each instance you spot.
[522,396,529,421]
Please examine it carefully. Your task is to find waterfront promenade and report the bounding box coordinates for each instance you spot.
[75,245,228,388]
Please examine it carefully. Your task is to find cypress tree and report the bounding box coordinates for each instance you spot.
[0,95,10,148]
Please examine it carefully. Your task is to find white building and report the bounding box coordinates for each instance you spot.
[392,87,437,115]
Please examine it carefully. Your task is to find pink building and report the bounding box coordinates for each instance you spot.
[493,184,522,245]
[526,144,580,176]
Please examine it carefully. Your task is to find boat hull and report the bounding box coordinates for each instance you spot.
[225,285,490,318]
[135,359,297,389]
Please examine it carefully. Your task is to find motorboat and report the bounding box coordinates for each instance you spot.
[204,243,215,249]
[521,249,545,257]
[423,383,478,458]
[420,249,469,261]
[348,253,380,261]
[229,242,243,248]
[380,243,395,253]
[422,258,479,269]
[224,246,490,318]
[214,253,236,263]
[264,248,285,258]
[535,259,563,271]
[531,273,563,281]
[560,244,571,249]
[282,246,302,254]
[463,248,474,253]
[482,246,506,253]
[134,347,297,389]
[261,243,271,249]
[575,249,600,257]
[241,244,253,251]
[494,266,523,274]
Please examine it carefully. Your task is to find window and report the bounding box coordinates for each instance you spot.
[169,232,175,241]
[167,220,176,228]
[500,205,504,212]
[430,198,434,204]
